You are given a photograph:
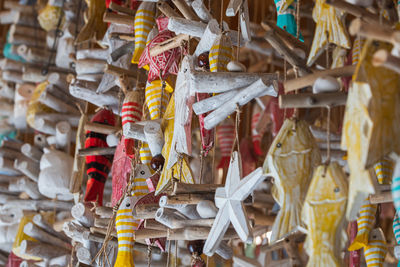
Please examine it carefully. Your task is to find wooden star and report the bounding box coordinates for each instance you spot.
[203,151,267,256]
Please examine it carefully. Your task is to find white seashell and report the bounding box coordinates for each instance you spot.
[312,76,340,94]
[227,60,246,72]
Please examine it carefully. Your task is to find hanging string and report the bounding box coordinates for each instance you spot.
[199,151,204,184]
[236,4,242,61]
[283,59,288,119]
[220,0,224,29]
[147,241,153,267]
[231,104,242,156]
[174,240,178,267]
[166,240,172,267]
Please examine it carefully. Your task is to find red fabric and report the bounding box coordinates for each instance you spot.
[268,83,294,136]
[84,179,105,205]
[6,252,23,267]
[105,0,123,8]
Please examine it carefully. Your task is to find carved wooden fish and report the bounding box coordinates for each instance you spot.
[264,118,321,242]
[302,162,347,267]
[209,34,233,72]
[364,228,387,267]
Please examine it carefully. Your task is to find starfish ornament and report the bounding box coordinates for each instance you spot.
[203,151,267,256]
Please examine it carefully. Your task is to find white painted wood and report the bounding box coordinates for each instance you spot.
[23,222,71,251]
[9,177,41,199]
[0,157,21,176]
[17,45,49,64]
[0,10,19,24]
[191,0,212,22]
[56,121,71,153]
[75,59,107,75]
[0,58,24,71]
[14,158,40,182]
[33,214,70,243]
[193,88,240,115]
[71,202,95,228]
[226,0,242,16]
[233,255,262,267]
[47,72,69,89]
[34,118,56,135]
[239,0,251,42]
[195,19,221,56]
[144,121,164,156]
[123,122,146,141]
[216,241,233,260]
[0,99,13,117]
[196,200,218,218]
[312,76,341,94]
[76,48,109,60]
[3,199,73,211]
[2,69,23,84]
[167,17,207,37]
[155,207,185,229]
[203,78,277,129]
[0,79,15,100]
[76,245,92,265]
[21,143,43,163]
[345,0,373,6]
[35,113,80,128]
[39,91,79,114]
[203,152,267,256]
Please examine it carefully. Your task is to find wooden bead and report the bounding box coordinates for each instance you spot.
[151,154,165,171]
[198,52,210,69]
[188,240,204,255]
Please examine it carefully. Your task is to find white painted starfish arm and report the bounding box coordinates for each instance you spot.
[224,152,242,196]
[229,200,253,243]
[233,167,266,201]
[203,203,230,256]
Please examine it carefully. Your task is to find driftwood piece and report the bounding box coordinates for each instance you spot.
[159,193,214,206]
[84,121,119,135]
[149,34,189,57]
[279,92,348,108]
[168,17,207,37]
[262,20,307,52]
[95,206,113,218]
[4,199,73,211]
[20,240,69,260]
[109,2,136,16]
[23,222,72,251]
[155,207,214,228]
[56,121,72,153]
[75,58,107,75]
[133,203,160,219]
[0,157,21,176]
[369,191,392,204]
[39,91,79,114]
[349,18,400,45]
[103,11,135,27]
[191,0,212,22]
[111,41,135,62]
[78,147,116,156]
[171,0,199,20]
[172,182,220,194]
[194,19,220,56]
[157,2,182,18]
[71,203,95,227]
[9,177,41,199]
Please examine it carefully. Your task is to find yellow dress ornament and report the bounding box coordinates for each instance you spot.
[156,95,194,195]
[307,0,350,66]
[342,40,400,220]
[75,0,107,44]
[302,162,348,267]
[264,119,321,242]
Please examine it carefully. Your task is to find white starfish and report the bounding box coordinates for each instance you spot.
[203,151,267,256]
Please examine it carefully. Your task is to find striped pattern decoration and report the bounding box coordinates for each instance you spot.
[122,91,143,127]
[392,175,400,214]
[393,213,400,244]
[216,118,235,169]
[131,164,151,198]
[374,158,394,185]
[209,34,233,73]
[348,199,377,251]
[352,37,365,65]
[132,2,156,64]
[140,142,152,165]
[114,196,138,267]
[251,104,263,156]
[364,228,387,267]
[145,80,170,120]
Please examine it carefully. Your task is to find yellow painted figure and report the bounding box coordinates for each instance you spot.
[373,157,394,185]
[264,119,321,242]
[307,0,350,66]
[342,40,400,220]
[145,80,171,120]
[156,96,194,195]
[132,2,156,64]
[364,228,387,267]
[348,199,377,251]
[302,162,348,267]
[209,34,233,72]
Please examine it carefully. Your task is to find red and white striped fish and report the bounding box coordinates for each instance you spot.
[216,118,235,169]
[122,90,143,157]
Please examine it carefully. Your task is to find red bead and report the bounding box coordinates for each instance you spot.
[198,52,210,70]
[150,154,165,171]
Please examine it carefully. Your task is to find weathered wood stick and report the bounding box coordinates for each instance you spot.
[0,10,19,24]
[71,203,95,227]
[246,206,275,226]
[24,222,72,251]
[0,100,13,117]
[2,140,23,151]
[0,174,23,183]
[191,0,212,22]
[0,58,24,71]
[133,203,160,219]
[233,255,262,267]
[262,20,307,52]
[192,88,240,115]
[171,0,199,20]
[168,17,207,37]
[372,49,400,74]
[90,226,117,238]
[39,91,79,114]
[284,65,355,92]
[103,11,135,27]
[0,157,21,175]
[104,64,138,78]
[78,147,116,157]
[2,69,23,84]
[9,177,41,199]
[9,33,45,47]
[94,217,109,228]
[47,72,69,89]
[168,227,238,241]
[20,143,42,163]
[75,58,107,75]
[95,206,113,218]
[264,30,311,75]
[310,126,341,141]
[160,193,214,206]
[144,219,169,231]
[4,199,73,211]
[110,32,136,42]
[369,191,392,204]
[194,19,220,56]
[9,24,46,39]
[56,121,71,153]
[172,182,220,194]
[21,241,69,261]
[17,45,50,63]
[76,48,109,61]
[325,0,391,27]
[157,2,182,17]
[156,208,214,228]
[349,18,400,45]
[109,2,136,16]
[34,118,57,135]
[4,1,35,13]
[0,79,15,100]
[84,122,119,135]
[279,92,347,108]
[149,34,189,57]
[226,0,242,16]
[63,221,91,244]
[190,71,278,93]
[111,41,135,62]
[144,121,164,156]
[76,245,93,265]
[0,147,27,162]
[196,200,218,219]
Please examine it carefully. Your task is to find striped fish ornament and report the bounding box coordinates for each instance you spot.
[209,34,233,73]
[84,109,116,206]
[216,118,235,169]
[145,80,170,120]
[140,142,152,165]
[131,164,151,199]
[373,157,394,185]
[364,228,387,267]
[274,0,303,40]
[348,199,377,251]
[115,195,138,267]
[392,175,400,214]
[122,91,143,157]
[393,213,400,266]
[352,37,365,65]
[132,1,156,64]
[251,104,263,156]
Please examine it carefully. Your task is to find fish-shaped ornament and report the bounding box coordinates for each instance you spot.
[393,213,400,266]
[132,2,156,64]
[348,199,377,251]
[307,0,351,66]
[373,157,394,185]
[145,80,171,121]
[364,228,387,267]
[84,109,116,206]
[216,118,236,170]
[274,0,303,39]
[115,195,138,267]
[156,95,194,194]
[391,153,400,214]
[264,119,321,242]
[209,34,233,72]
[122,90,143,157]
[342,40,400,220]
[302,162,347,267]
